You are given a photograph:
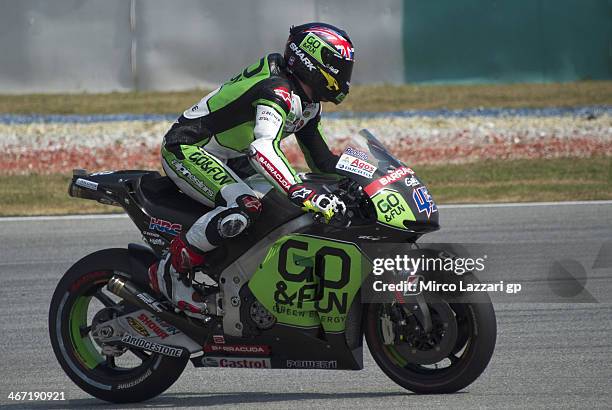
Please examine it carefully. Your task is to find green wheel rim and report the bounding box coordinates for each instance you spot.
[69,296,104,369]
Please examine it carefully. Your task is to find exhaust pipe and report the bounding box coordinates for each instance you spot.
[107,276,209,345]
[107,276,165,313]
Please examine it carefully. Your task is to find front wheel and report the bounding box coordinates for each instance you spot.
[365,280,497,394]
[49,248,188,403]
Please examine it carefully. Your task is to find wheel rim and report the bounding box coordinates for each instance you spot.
[69,295,105,369]
[60,270,160,382]
[376,300,475,375]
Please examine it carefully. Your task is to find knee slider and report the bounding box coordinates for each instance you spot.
[204,208,249,245]
[218,212,249,238]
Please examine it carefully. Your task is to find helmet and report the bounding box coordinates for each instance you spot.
[284,22,354,104]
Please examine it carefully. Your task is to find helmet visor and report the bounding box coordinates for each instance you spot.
[320,47,354,104]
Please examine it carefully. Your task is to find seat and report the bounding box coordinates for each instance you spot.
[135,173,212,229]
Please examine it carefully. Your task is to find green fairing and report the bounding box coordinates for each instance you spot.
[69,296,104,369]
[248,235,368,333]
[371,188,416,229]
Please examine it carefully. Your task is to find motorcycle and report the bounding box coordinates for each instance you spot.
[49,129,496,403]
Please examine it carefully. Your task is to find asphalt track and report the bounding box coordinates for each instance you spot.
[0,201,611,409]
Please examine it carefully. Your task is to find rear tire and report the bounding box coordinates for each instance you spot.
[49,248,188,403]
[365,277,496,394]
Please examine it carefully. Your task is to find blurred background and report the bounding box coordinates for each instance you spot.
[0,0,610,215]
[1,0,610,92]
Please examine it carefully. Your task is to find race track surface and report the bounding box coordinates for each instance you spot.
[1,202,611,409]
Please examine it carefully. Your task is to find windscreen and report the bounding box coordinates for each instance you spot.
[334,129,404,182]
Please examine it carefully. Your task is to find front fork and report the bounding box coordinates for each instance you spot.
[379,294,433,346]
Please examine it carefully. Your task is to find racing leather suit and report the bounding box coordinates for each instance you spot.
[161,53,339,254]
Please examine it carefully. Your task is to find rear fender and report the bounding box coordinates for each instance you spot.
[64,245,157,291]
[68,169,161,208]
[127,243,158,289]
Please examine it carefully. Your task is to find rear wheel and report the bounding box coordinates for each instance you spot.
[365,277,496,394]
[49,249,188,403]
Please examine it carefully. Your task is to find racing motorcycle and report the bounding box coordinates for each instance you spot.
[49,129,496,403]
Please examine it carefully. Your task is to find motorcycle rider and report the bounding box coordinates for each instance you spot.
[149,23,355,317]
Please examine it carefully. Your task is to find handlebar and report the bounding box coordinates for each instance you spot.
[314,178,373,227]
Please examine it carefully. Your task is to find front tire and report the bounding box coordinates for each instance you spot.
[365,278,497,394]
[49,248,188,403]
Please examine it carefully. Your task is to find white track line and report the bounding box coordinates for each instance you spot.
[1,200,610,222]
[0,214,128,222]
[440,200,612,209]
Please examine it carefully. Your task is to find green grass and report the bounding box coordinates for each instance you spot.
[1,158,609,216]
[0,174,121,216]
[1,81,610,115]
[418,157,611,203]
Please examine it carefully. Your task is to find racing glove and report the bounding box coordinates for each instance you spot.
[288,184,346,223]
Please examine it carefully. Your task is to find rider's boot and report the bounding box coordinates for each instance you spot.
[147,234,209,319]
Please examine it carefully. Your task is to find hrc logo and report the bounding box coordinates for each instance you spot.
[149,217,182,236]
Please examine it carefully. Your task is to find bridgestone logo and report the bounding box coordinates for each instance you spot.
[121,334,183,357]
[117,369,152,389]
[344,147,368,160]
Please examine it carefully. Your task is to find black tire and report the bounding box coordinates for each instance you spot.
[49,248,188,403]
[365,280,497,394]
